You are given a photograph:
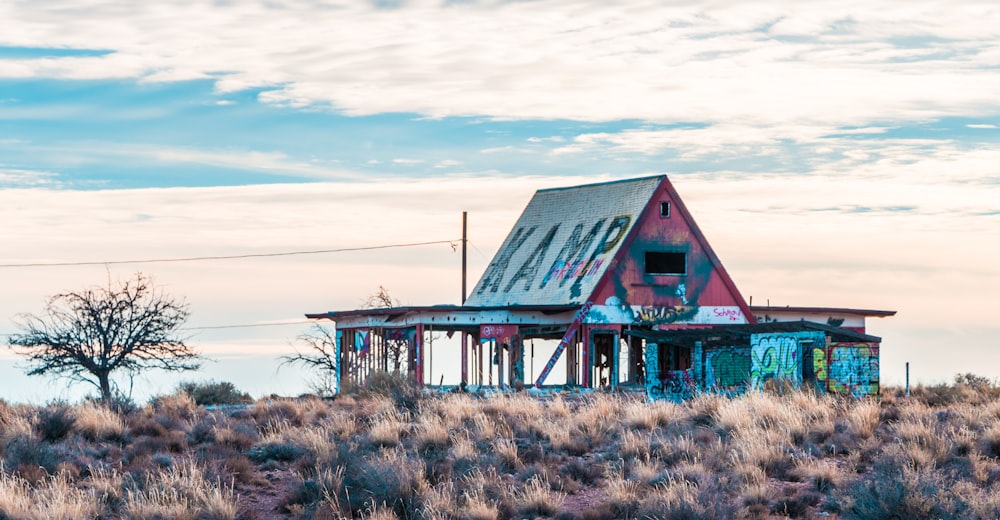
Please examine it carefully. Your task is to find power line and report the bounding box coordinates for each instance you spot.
[1,319,320,337]
[0,239,461,268]
[183,321,315,331]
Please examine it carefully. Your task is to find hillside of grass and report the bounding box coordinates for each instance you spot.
[3,375,1000,519]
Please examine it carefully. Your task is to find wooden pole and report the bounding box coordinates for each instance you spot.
[462,211,468,305]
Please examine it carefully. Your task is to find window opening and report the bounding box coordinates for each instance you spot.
[645,251,686,275]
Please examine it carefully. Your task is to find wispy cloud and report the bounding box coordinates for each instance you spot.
[1,1,998,129]
[0,167,60,187]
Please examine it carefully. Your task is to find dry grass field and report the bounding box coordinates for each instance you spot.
[3,374,1000,519]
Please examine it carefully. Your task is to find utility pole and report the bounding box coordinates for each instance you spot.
[462,211,468,305]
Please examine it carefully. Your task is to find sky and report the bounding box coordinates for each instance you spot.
[1,0,999,402]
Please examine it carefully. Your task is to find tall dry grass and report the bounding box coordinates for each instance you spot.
[6,377,1000,518]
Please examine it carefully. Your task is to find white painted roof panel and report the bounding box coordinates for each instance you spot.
[466,176,662,306]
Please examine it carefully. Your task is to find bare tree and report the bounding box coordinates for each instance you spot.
[362,285,400,310]
[7,272,200,403]
[281,324,341,396]
[362,285,408,374]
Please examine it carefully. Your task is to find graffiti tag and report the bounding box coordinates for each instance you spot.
[634,305,698,326]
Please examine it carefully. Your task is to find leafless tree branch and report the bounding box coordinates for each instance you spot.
[7,272,201,403]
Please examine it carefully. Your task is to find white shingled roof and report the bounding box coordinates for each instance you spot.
[467,176,663,307]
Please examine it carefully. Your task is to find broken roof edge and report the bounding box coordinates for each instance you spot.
[534,174,666,194]
[305,303,582,321]
[750,306,897,318]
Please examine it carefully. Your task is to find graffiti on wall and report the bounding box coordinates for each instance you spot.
[480,324,518,344]
[634,305,699,326]
[649,369,696,403]
[813,347,828,394]
[643,340,696,402]
[584,297,747,326]
[827,343,879,397]
[472,215,633,302]
[704,347,751,392]
[749,332,825,389]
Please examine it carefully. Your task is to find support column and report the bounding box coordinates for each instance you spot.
[511,335,524,389]
[610,332,620,390]
[565,333,577,386]
[692,341,704,392]
[645,342,661,402]
[461,332,468,385]
[413,324,424,385]
[582,325,592,389]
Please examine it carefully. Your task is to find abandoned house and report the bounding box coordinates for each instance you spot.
[306,175,894,400]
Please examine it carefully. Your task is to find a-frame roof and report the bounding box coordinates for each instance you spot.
[467,176,664,307]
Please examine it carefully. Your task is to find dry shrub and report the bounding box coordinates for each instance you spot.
[622,399,681,431]
[839,455,956,520]
[341,448,429,518]
[0,472,104,520]
[461,490,500,520]
[545,395,572,420]
[215,423,259,451]
[892,418,950,468]
[367,408,409,447]
[4,433,60,478]
[729,427,795,480]
[35,405,77,441]
[74,402,127,442]
[361,502,399,520]
[491,437,520,472]
[628,455,668,486]
[250,399,306,429]
[450,431,477,461]
[124,460,237,520]
[460,468,513,519]
[515,475,565,517]
[713,397,755,434]
[1,411,33,445]
[789,459,844,493]
[635,478,711,520]
[281,424,338,463]
[326,410,359,440]
[83,467,124,505]
[981,421,1000,458]
[150,392,199,424]
[433,393,477,431]
[604,466,640,518]
[414,414,450,453]
[419,481,456,520]
[617,429,653,459]
[846,399,881,439]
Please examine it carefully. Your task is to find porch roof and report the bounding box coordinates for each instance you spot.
[623,320,881,347]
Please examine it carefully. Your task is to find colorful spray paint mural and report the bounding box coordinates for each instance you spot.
[749,331,825,389]
[826,343,879,397]
[644,341,696,402]
[703,346,751,393]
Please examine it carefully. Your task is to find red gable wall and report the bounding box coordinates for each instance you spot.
[588,177,755,327]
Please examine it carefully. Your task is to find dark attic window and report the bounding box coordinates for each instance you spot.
[645,251,686,276]
[660,201,671,218]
